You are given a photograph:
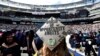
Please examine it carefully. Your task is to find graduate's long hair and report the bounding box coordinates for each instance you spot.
[39,39,71,56]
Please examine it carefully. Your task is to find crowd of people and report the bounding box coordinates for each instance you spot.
[69,30,100,56]
[65,23,100,56]
[65,23,100,33]
[0,23,42,56]
[0,24,37,31]
[0,23,100,56]
[0,29,43,56]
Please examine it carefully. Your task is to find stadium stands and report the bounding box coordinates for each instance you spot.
[0,0,100,56]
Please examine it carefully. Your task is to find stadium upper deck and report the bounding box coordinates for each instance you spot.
[0,0,98,11]
[0,0,100,23]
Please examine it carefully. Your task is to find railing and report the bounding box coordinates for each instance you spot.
[90,9,100,16]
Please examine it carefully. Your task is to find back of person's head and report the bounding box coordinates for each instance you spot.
[11,29,17,33]
[26,30,34,38]
[39,39,71,56]
[2,31,11,40]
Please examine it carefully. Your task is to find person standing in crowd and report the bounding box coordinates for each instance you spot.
[26,30,35,56]
[96,30,100,46]
[0,31,21,56]
[69,36,76,48]
[15,30,25,46]
[85,40,97,56]
[89,32,96,45]
[96,30,100,56]
[78,31,83,41]
[70,33,81,48]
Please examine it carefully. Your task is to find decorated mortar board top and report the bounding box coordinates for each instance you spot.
[36,17,66,51]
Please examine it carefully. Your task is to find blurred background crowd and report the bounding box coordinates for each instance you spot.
[0,23,100,56]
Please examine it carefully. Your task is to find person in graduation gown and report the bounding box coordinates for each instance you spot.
[1,31,21,56]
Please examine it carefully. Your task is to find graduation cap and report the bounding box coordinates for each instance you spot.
[36,17,66,51]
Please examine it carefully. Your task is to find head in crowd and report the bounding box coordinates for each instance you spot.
[26,30,35,39]
[3,31,16,45]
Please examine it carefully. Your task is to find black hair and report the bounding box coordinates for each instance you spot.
[2,31,16,45]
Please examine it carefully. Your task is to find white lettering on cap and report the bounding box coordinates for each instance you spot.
[36,17,66,51]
